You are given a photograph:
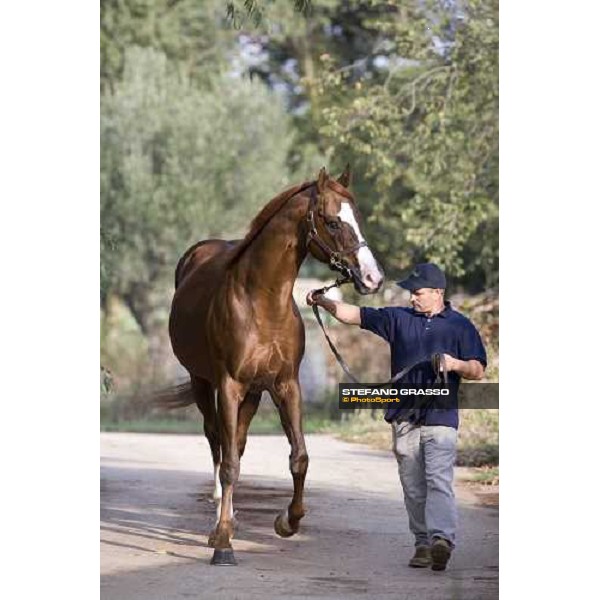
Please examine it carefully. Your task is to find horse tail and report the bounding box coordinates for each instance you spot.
[151,381,196,410]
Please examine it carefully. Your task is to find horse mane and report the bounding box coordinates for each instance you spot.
[226,180,315,266]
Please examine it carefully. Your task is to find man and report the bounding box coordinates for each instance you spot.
[306,263,486,571]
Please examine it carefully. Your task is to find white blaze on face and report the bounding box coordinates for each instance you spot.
[338,202,383,290]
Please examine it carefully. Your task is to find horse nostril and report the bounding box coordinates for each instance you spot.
[365,272,381,288]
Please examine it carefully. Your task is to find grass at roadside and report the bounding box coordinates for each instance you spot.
[102,418,204,434]
[320,410,498,467]
[466,466,499,485]
[101,406,498,471]
[101,411,337,435]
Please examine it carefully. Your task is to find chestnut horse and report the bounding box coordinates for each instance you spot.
[166,166,383,565]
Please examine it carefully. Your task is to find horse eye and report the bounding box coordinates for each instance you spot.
[326,220,340,231]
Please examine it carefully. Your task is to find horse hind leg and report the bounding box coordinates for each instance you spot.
[209,377,246,566]
[191,377,222,511]
[206,390,261,544]
[207,389,260,543]
[236,391,262,458]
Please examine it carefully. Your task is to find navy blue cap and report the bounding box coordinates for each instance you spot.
[396,263,446,291]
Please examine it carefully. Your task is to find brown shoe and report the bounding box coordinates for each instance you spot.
[431,538,452,571]
[408,545,432,568]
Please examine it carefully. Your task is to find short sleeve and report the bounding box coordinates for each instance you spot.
[360,307,395,343]
[458,320,487,367]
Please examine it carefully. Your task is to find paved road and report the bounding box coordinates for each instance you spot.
[101,433,498,599]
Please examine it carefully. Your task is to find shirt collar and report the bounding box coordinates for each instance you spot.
[437,301,452,318]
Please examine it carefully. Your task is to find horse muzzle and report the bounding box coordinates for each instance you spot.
[350,264,385,295]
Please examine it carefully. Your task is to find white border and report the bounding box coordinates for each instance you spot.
[0,3,98,598]
[501,2,599,598]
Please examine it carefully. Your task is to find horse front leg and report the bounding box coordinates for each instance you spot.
[271,378,309,537]
[209,377,245,566]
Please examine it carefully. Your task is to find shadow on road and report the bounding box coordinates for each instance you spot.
[101,458,498,600]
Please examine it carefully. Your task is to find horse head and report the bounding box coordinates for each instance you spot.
[306,166,385,295]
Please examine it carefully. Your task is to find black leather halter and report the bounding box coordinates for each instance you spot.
[305,184,368,280]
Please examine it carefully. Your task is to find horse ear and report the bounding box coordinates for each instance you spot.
[317,167,328,192]
[337,163,351,188]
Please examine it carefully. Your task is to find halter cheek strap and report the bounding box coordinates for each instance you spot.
[305,185,368,277]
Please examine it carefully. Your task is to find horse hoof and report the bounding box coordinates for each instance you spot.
[210,548,237,566]
[274,513,295,538]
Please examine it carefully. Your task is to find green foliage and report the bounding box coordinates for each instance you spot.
[232,1,392,177]
[101,0,234,91]
[456,407,498,466]
[101,47,294,326]
[317,0,499,288]
[218,0,498,289]
[101,294,154,391]
[225,0,313,27]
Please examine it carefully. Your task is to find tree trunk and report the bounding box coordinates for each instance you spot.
[122,283,173,384]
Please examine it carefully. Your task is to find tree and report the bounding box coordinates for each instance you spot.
[225,1,394,178]
[101,47,294,339]
[317,0,498,289]
[225,0,313,27]
[101,0,235,92]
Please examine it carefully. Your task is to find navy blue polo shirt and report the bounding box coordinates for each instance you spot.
[360,301,487,428]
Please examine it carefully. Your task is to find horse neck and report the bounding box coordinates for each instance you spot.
[233,192,310,303]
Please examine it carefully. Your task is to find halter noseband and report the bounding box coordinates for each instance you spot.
[305,183,368,280]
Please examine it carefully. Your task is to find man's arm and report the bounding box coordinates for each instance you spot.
[306,291,361,325]
[442,355,485,380]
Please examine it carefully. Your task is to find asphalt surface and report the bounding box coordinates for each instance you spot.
[101,432,498,599]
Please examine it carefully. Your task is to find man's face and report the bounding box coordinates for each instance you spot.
[409,288,444,313]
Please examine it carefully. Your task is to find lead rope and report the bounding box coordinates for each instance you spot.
[311,285,449,386]
[310,277,359,383]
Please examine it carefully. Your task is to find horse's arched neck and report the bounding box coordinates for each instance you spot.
[233,191,311,300]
